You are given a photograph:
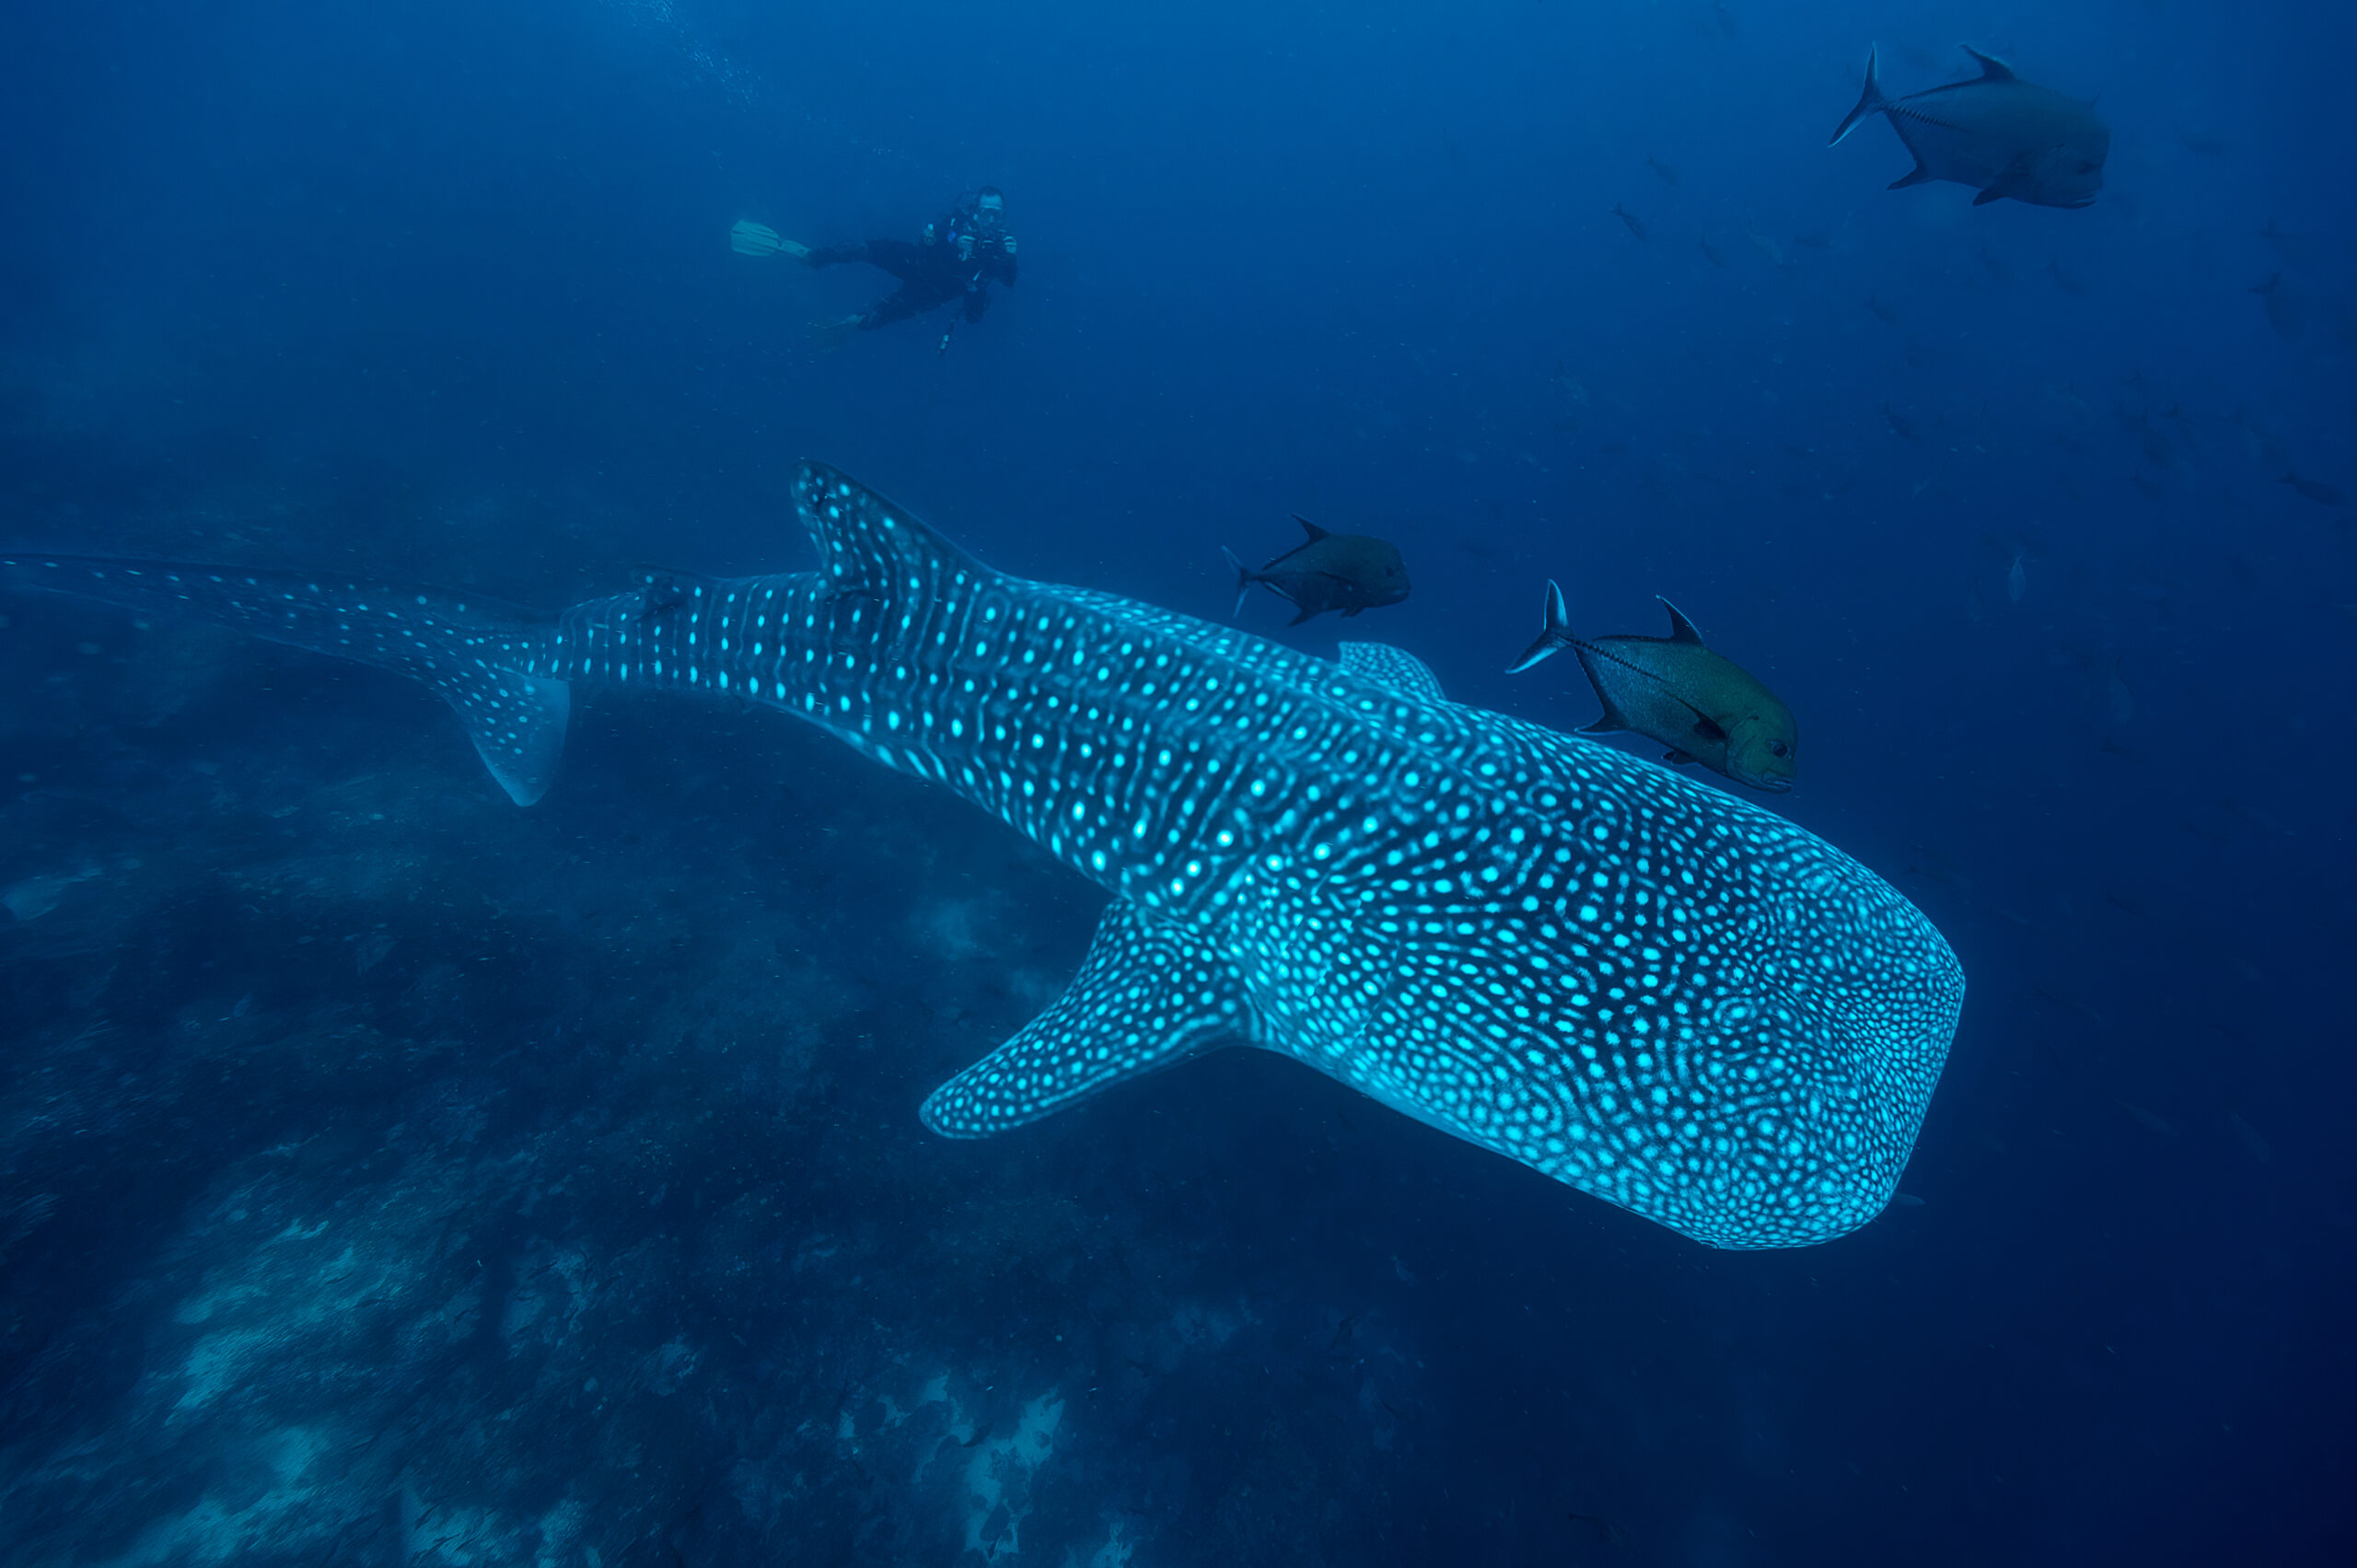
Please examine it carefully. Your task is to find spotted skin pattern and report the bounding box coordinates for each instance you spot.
[3,461,1963,1248]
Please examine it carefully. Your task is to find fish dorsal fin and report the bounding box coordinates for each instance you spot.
[1962,46,2016,81]
[920,901,1252,1137]
[1658,598,1706,645]
[1292,514,1331,542]
[793,459,987,599]
[1339,641,1447,703]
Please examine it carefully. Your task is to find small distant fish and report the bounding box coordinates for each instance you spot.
[1866,293,1902,324]
[1223,517,1410,625]
[2259,218,2304,264]
[2224,1111,2273,1166]
[1794,231,1833,251]
[2280,472,2344,506]
[2123,411,2173,469]
[2119,1101,2181,1141]
[1610,203,1650,241]
[2034,984,2107,1028]
[2249,273,2303,341]
[1508,584,1797,793]
[1978,245,2013,285]
[1883,402,1920,442]
[1697,235,1729,268]
[1645,156,1681,186]
[2045,258,2087,296]
[2177,129,2228,158]
[1567,1513,1627,1545]
[1745,224,1786,266]
[1890,1192,1926,1208]
[1831,46,2109,209]
[2006,550,2026,604]
[2105,657,2134,727]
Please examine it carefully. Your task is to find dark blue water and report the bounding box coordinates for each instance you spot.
[2,2,2350,1562]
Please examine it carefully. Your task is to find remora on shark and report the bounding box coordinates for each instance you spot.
[3,462,1963,1249]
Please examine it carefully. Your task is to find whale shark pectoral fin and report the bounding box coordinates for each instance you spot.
[920,901,1250,1139]
[444,671,571,807]
[1338,640,1447,703]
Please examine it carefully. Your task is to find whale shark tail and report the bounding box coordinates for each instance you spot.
[0,553,571,806]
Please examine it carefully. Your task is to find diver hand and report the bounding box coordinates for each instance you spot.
[1001,236,1016,256]
[957,235,975,261]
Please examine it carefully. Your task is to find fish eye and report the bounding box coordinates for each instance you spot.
[1769,740,1790,758]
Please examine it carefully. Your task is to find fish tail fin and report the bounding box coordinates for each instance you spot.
[1829,45,1887,145]
[1,553,570,806]
[1505,579,1574,674]
[1220,545,1253,618]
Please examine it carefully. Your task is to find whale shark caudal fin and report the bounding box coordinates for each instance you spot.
[920,900,1256,1137]
[0,554,569,806]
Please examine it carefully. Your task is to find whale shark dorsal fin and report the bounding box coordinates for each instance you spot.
[1338,640,1446,703]
[792,459,988,599]
[920,901,1252,1137]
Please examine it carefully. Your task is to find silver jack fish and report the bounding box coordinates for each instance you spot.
[2,464,1962,1249]
[1508,583,1798,794]
[1831,45,2109,210]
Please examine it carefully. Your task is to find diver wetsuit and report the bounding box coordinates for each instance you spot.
[808,206,1018,331]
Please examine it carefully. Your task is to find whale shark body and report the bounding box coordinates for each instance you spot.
[2,462,1962,1248]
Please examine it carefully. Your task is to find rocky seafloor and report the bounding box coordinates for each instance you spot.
[2,598,1685,1567]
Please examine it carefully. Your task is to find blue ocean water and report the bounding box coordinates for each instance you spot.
[1,0,2350,1562]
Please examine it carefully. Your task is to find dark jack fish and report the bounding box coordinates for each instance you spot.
[1831,45,2108,210]
[1509,582,1798,793]
[3,464,1960,1249]
[1222,516,1409,625]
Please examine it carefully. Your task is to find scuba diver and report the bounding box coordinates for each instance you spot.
[739,189,1018,353]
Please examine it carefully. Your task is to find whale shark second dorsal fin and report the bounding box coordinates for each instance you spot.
[1339,640,1447,703]
[792,459,988,601]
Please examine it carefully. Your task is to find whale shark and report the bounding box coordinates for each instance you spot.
[2,462,1963,1248]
